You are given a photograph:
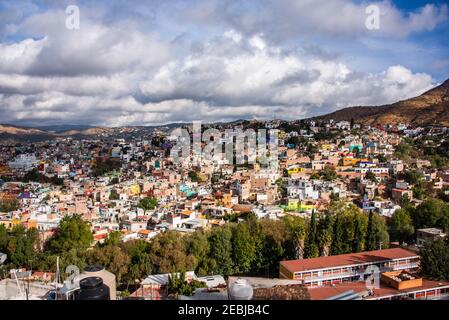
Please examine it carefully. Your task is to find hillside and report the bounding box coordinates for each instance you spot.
[312,78,449,126]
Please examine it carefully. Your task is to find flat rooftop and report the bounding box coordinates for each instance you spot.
[281,248,418,273]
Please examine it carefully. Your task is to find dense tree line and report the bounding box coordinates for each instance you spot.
[303,201,389,258]
[389,198,449,243]
[0,201,393,289]
[420,237,449,281]
[20,168,64,186]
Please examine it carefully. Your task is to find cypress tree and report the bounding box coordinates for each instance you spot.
[304,210,319,258]
[352,215,363,252]
[330,215,344,255]
[365,210,377,251]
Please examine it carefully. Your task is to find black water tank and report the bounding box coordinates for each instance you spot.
[78,276,110,300]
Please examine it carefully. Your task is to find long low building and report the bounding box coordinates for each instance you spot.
[308,277,449,300]
[280,248,419,288]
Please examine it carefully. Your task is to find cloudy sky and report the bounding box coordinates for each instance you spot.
[0,0,448,127]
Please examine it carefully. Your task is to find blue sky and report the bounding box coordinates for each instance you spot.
[0,0,448,126]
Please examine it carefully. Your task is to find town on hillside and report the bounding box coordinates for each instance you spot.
[1,119,449,300]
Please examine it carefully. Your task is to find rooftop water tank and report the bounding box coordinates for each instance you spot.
[229,278,253,300]
[78,277,110,300]
[78,265,116,300]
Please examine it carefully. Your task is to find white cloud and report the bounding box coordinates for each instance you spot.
[0,12,438,126]
[184,0,448,40]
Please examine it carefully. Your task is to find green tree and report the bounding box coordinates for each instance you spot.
[186,231,210,276]
[3,226,39,267]
[122,240,152,284]
[304,211,319,258]
[109,189,119,200]
[232,223,257,274]
[208,226,234,275]
[404,169,424,185]
[0,224,7,249]
[330,215,344,255]
[412,198,449,232]
[0,199,20,212]
[138,197,158,211]
[352,215,364,252]
[167,271,206,297]
[320,166,337,181]
[420,238,449,281]
[389,209,415,244]
[365,171,377,183]
[47,214,93,253]
[86,245,130,284]
[149,231,196,274]
[103,231,122,246]
[365,211,377,251]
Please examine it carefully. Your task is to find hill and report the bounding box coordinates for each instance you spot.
[312,78,449,126]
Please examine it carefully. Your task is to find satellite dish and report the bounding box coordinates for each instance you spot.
[0,253,7,264]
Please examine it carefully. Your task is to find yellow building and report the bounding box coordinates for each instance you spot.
[342,157,368,166]
[287,166,304,175]
[126,184,141,196]
[320,144,334,151]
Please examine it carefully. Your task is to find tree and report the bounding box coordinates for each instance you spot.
[103,231,122,246]
[412,198,449,232]
[232,223,257,274]
[0,199,20,212]
[0,224,7,249]
[304,211,319,258]
[109,189,119,200]
[389,209,415,244]
[122,240,152,285]
[365,171,377,183]
[365,211,389,251]
[330,215,344,255]
[186,231,210,276]
[317,214,334,256]
[149,231,196,274]
[86,245,130,284]
[320,166,337,181]
[365,211,377,251]
[420,238,449,281]
[47,214,93,253]
[167,271,206,297]
[138,197,158,211]
[282,215,307,260]
[352,215,364,252]
[3,226,39,268]
[208,226,234,275]
[404,169,424,185]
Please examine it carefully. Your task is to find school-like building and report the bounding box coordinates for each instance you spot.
[279,248,419,288]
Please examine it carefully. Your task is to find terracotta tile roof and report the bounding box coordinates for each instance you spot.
[308,279,449,300]
[281,248,418,273]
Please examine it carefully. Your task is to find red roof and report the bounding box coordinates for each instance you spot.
[308,279,449,300]
[281,248,418,273]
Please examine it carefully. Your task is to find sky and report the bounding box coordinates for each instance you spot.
[0,0,448,127]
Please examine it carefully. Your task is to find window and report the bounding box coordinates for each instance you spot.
[332,269,341,275]
[415,292,425,299]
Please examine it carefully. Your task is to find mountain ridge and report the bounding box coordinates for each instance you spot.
[310,78,449,126]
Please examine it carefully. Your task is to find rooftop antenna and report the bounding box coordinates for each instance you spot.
[55,256,60,301]
[13,269,24,298]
